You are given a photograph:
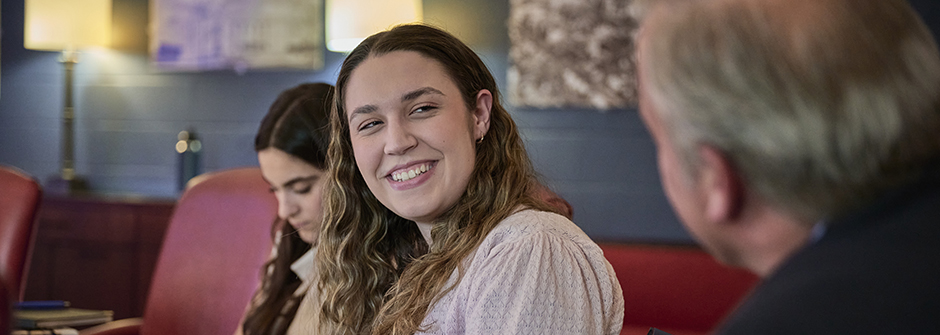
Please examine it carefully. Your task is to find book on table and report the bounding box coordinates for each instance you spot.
[14,308,113,329]
[11,328,79,335]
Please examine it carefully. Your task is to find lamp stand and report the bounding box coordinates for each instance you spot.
[47,50,89,195]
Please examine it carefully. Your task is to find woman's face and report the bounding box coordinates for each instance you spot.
[257,148,327,244]
[344,50,491,225]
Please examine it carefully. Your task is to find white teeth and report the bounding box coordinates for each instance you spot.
[392,164,430,182]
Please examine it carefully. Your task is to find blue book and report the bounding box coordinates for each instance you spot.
[15,301,70,310]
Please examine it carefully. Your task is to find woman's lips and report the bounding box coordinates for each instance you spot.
[290,221,311,230]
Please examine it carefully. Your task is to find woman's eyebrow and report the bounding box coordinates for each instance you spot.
[350,104,377,119]
[401,87,445,102]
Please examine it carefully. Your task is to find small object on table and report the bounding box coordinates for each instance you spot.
[12,328,78,335]
[15,301,71,310]
[14,308,113,329]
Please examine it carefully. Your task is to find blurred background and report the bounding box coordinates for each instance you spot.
[1,0,938,244]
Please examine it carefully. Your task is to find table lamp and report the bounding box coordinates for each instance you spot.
[326,0,422,52]
[24,0,112,194]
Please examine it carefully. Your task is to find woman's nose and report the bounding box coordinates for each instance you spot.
[383,121,418,155]
[277,196,298,219]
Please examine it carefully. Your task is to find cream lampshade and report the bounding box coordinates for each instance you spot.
[24,0,112,194]
[326,0,422,52]
[25,0,112,51]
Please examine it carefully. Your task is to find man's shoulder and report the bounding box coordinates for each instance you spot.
[719,206,940,334]
[721,270,940,334]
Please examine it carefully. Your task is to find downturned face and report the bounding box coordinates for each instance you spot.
[344,51,490,225]
[258,148,326,244]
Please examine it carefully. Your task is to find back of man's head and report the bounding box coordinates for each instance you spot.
[637,0,940,222]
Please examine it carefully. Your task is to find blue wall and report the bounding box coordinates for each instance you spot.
[0,0,692,243]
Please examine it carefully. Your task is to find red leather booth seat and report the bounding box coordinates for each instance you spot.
[599,243,760,335]
[0,165,42,301]
[81,168,276,335]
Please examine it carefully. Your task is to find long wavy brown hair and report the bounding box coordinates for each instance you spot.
[316,24,560,335]
[245,83,333,335]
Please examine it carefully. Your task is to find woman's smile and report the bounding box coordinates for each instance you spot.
[387,161,437,190]
[390,162,433,182]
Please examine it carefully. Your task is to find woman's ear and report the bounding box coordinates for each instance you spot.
[472,89,493,140]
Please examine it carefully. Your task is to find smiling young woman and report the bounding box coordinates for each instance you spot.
[316,24,623,335]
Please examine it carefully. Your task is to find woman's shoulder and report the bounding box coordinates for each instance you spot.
[475,209,601,258]
[491,208,589,240]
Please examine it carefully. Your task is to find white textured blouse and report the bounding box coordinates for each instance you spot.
[417,209,624,335]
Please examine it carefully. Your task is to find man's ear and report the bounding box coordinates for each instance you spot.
[697,145,745,223]
[472,89,492,140]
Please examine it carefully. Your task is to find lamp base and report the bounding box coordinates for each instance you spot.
[46,175,90,196]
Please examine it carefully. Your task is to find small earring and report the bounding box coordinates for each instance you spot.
[476,135,484,144]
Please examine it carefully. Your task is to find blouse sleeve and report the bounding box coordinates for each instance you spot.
[459,222,623,335]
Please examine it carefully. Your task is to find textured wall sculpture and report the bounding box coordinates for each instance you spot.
[508,0,638,109]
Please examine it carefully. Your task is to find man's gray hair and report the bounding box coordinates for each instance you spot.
[637,0,940,221]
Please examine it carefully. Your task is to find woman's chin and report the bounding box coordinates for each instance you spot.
[298,230,319,245]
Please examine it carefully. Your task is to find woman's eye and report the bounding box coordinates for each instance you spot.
[412,105,437,114]
[293,185,312,194]
[358,120,382,131]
